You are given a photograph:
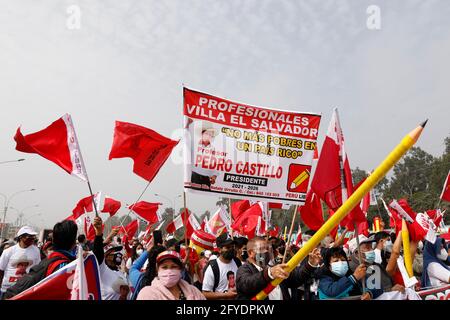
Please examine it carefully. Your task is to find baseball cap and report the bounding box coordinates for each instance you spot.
[347,235,376,254]
[156,250,183,267]
[16,226,38,238]
[216,232,235,248]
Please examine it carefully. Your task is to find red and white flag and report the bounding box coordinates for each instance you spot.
[72,193,101,220]
[389,199,429,242]
[426,209,444,228]
[108,121,179,182]
[311,109,365,229]
[101,196,121,217]
[128,201,161,224]
[440,171,450,202]
[295,224,302,247]
[10,254,101,300]
[70,246,89,300]
[166,210,200,238]
[268,203,290,210]
[14,114,88,181]
[207,206,230,236]
[166,214,184,234]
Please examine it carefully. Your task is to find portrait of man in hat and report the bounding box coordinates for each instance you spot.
[187,119,220,189]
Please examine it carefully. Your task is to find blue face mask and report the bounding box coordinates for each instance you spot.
[331,261,348,277]
[364,251,376,264]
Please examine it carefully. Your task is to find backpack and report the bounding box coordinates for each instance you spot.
[3,256,68,300]
[203,257,242,292]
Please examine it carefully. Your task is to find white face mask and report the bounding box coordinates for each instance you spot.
[136,249,144,256]
[437,248,448,261]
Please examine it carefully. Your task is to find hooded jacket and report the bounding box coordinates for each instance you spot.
[136,278,206,300]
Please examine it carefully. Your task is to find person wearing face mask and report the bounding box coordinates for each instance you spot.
[234,237,248,264]
[349,235,403,295]
[374,232,393,266]
[126,243,144,271]
[235,237,322,300]
[137,250,206,300]
[3,221,78,299]
[421,237,450,288]
[0,226,41,299]
[319,247,376,300]
[91,216,131,300]
[202,233,241,300]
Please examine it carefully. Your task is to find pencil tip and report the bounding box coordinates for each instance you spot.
[420,119,428,128]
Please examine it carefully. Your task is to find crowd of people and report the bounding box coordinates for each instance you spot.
[0,216,449,300]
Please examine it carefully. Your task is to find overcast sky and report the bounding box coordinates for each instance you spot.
[1,1,449,230]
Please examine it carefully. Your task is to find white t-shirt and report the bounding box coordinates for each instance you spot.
[202,258,238,293]
[99,262,131,300]
[0,244,41,292]
[427,262,450,287]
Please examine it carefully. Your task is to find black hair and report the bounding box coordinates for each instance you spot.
[234,237,248,249]
[166,238,178,249]
[77,234,86,243]
[52,220,78,251]
[305,230,316,237]
[374,231,390,244]
[323,247,348,269]
[140,245,167,288]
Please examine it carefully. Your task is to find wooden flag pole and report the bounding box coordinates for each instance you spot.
[282,205,298,263]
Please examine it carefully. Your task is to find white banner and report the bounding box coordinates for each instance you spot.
[183,88,321,205]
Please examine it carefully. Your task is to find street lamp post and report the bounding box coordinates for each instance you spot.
[9,204,39,226]
[155,193,182,219]
[0,188,36,240]
[0,159,25,165]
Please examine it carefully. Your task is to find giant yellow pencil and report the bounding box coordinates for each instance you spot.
[290,170,310,189]
[253,120,427,300]
[402,219,414,277]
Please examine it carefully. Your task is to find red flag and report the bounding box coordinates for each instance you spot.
[108,121,179,182]
[231,200,251,220]
[10,255,101,300]
[84,217,102,242]
[73,196,94,220]
[101,197,121,217]
[299,190,324,231]
[426,209,443,227]
[231,202,264,238]
[269,226,280,238]
[440,171,450,202]
[14,114,88,181]
[128,201,161,224]
[119,219,139,238]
